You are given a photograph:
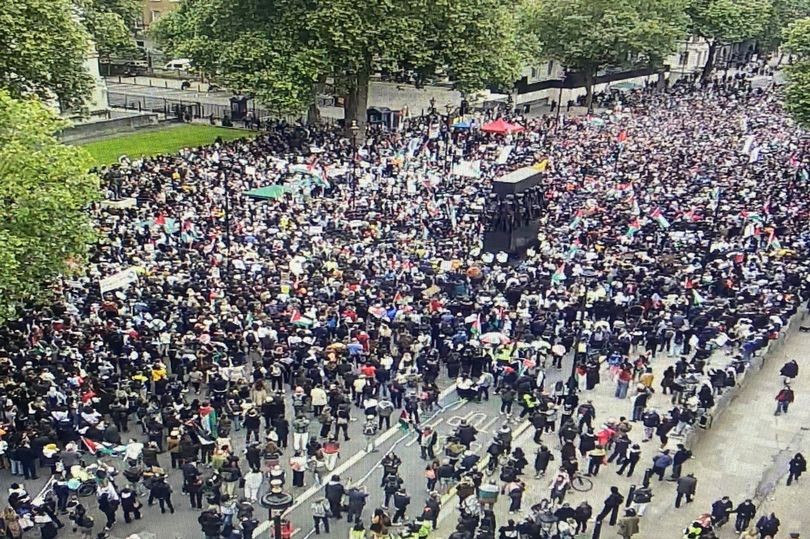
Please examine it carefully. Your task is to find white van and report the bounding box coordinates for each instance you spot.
[164,58,193,71]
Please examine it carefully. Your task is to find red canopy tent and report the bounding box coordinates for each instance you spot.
[481,118,524,134]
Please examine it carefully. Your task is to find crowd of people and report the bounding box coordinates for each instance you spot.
[0,67,807,539]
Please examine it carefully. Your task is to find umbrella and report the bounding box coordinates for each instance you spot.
[480,332,510,345]
[481,118,524,135]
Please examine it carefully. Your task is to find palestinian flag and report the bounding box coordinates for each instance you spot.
[468,314,482,336]
[650,207,670,230]
[692,289,704,306]
[565,242,581,260]
[551,263,566,284]
[625,218,641,238]
[290,309,314,327]
[741,210,763,223]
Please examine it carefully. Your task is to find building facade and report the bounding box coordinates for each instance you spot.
[515,37,754,107]
[139,0,181,29]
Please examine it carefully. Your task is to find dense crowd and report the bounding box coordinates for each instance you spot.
[0,71,807,539]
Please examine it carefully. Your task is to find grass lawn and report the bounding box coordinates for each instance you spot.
[78,124,253,167]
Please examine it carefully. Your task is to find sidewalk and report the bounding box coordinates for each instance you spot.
[435,316,809,538]
[641,320,810,537]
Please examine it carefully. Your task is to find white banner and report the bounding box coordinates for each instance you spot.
[99,268,138,294]
[496,145,514,165]
[452,160,482,178]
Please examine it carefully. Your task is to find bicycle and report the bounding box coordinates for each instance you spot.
[569,472,594,492]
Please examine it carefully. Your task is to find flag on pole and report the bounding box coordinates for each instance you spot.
[692,289,704,306]
[290,309,313,327]
[81,436,100,455]
[625,218,641,238]
[741,210,763,223]
[649,207,670,229]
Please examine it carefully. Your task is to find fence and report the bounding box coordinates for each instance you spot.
[107,91,302,124]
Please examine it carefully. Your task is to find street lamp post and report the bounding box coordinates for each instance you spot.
[555,69,567,128]
[260,479,294,539]
[349,120,360,209]
[222,172,231,285]
[445,103,454,174]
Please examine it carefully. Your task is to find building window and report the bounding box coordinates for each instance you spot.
[151,10,161,22]
[547,60,554,75]
[679,51,689,66]
[530,67,538,79]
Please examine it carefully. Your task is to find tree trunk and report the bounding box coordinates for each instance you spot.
[701,41,717,83]
[307,75,327,125]
[584,68,595,114]
[344,62,370,141]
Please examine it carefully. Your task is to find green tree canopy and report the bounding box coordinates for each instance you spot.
[76,0,141,60]
[686,0,771,80]
[0,91,99,322]
[151,0,525,131]
[0,0,93,110]
[527,0,687,111]
[758,0,810,52]
[784,17,810,128]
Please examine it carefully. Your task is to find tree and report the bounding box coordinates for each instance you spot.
[527,0,687,111]
[784,18,810,128]
[151,0,525,132]
[0,91,99,322]
[76,0,141,63]
[686,0,771,81]
[0,0,93,111]
[758,0,810,56]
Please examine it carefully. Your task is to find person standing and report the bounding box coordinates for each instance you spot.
[293,414,311,451]
[671,444,693,479]
[675,474,697,508]
[775,384,795,415]
[756,512,781,538]
[586,445,607,476]
[148,475,175,514]
[617,508,640,539]
[505,480,525,514]
[651,450,673,481]
[392,487,411,523]
[324,475,345,520]
[596,486,624,526]
[416,425,437,460]
[573,501,592,534]
[618,444,641,477]
[97,481,120,531]
[787,453,807,485]
[310,497,331,535]
[734,499,757,533]
[119,486,142,524]
[346,485,368,524]
[631,485,653,516]
[243,469,263,502]
[534,445,555,478]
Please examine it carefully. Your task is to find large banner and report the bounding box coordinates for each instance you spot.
[99,268,138,294]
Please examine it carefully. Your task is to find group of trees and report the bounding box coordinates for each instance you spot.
[150,0,809,123]
[783,17,810,128]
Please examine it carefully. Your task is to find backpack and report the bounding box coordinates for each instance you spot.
[385,475,400,491]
